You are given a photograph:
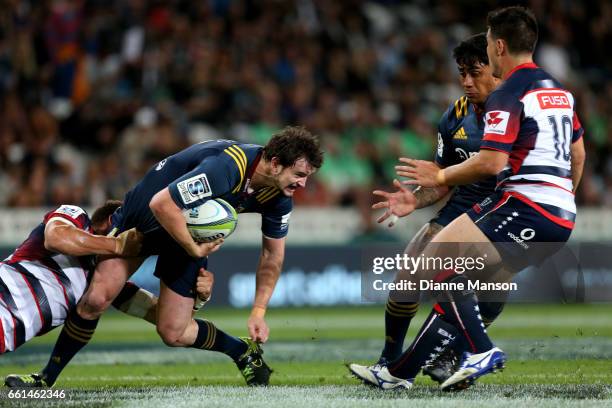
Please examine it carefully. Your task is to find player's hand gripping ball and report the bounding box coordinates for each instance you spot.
[183,198,238,243]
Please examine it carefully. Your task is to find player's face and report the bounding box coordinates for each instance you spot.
[274,157,316,197]
[458,62,497,106]
[486,29,502,79]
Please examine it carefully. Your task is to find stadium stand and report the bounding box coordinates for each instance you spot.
[0,1,609,238]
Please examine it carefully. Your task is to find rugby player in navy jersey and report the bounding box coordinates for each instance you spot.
[351,6,585,391]
[349,33,506,385]
[9,126,323,388]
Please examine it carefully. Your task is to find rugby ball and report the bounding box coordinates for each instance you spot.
[183,198,238,243]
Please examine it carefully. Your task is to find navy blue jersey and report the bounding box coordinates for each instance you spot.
[433,96,497,225]
[117,140,292,239]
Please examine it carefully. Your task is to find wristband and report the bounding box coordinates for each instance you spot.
[114,235,125,255]
[435,169,447,186]
[193,294,211,311]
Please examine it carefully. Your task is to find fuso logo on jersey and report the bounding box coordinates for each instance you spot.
[537,92,570,109]
[177,173,212,204]
[484,111,510,135]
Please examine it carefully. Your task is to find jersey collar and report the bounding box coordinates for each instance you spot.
[241,148,263,195]
[504,62,538,80]
[471,102,484,117]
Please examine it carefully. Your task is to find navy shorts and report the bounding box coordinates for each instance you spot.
[432,190,491,227]
[467,191,574,271]
[110,207,205,299]
[152,237,207,299]
[432,200,467,226]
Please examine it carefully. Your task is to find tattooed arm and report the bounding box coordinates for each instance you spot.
[412,185,450,209]
[372,180,450,226]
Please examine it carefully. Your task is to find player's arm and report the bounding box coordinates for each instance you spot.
[372,179,449,227]
[149,188,222,258]
[44,219,142,257]
[570,112,586,192]
[570,136,585,192]
[151,156,242,258]
[398,93,520,188]
[413,185,451,208]
[440,150,507,185]
[395,150,506,188]
[248,236,285,343]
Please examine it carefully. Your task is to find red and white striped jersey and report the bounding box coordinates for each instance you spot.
[0,205,93,353]
[481,63,583,228]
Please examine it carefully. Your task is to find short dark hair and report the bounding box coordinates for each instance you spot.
[453,33,489,68]
[263,126,323,169]
[487,6,538,54]
[91,200,122,226]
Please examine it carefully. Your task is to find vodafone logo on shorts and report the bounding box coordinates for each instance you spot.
[484,111,510,135]
[520,228,535,240]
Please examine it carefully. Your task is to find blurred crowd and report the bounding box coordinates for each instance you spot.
[0,0,610,228]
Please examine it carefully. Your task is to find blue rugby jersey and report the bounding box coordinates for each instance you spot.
[433,96,497,225]
[117,140,292,239]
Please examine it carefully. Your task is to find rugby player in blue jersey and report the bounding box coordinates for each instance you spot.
[350,33,504,386]
[8,126,323,388]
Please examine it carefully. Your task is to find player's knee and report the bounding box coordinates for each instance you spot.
[78,290,114,319]
[156,323,188,347]
[405,222,442,256]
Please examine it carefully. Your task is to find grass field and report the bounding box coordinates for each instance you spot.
[0,304,611,407]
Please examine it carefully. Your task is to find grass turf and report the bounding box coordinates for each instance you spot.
[0,304,610,407]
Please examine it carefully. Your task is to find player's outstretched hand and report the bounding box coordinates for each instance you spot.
[395,158,442,188]
[115,228,144,256]
[196,268,214,301]
[190,238,224,258]
[372,179,417,227]
[248,310,269,343]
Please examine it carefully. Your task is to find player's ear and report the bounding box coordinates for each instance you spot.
[495,38,505,56]
[100,215,112,235]
[270,157,282,175]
